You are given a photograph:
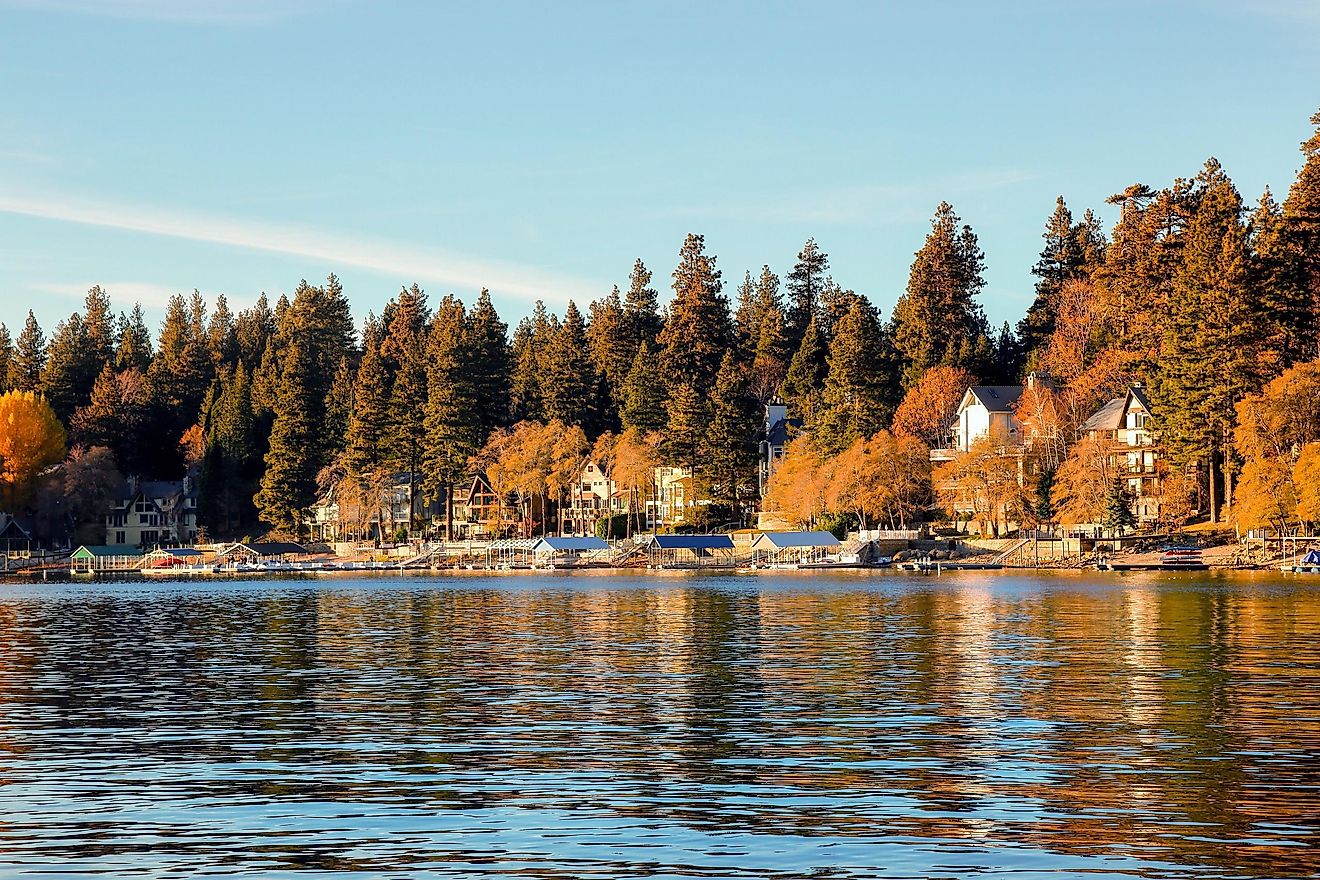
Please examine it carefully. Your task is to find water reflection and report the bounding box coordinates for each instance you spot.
[0,572,1317,878]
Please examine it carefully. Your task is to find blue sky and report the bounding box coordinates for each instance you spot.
[1,0,1318,337]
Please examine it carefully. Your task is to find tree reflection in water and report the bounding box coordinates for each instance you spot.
[0,571,1316,878]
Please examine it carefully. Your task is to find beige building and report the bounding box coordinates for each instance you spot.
[105,477,199,548]
[1079,386,1163,523]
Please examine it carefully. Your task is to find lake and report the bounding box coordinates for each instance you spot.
[0,571,1317,879]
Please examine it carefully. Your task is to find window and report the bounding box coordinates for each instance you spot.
[115,531,125,544]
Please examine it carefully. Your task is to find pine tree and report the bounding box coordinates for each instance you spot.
[623,258,661,347]
[208,293,239,366]
[1153,159,1264,522]
[256,340,318,537]
[542,300,596,430]
[734,265,783,357]
[0,324,12,395]
[115,304,154,372]
[40,312,90,421]
[1279,108,1320,361]
[146,294,215,450]
[890,202,991,387]
[81,285,115,376]
[814,298,893,455]
[381,284,430,533]
[748,306,790,404]
[660,379,708,474]
[586,286,633,426]
[1017,197,1106,365]
[1101,477,1136,535]
[620,341,666,434]
[326,356,354,459]
[423,295,481,539]
[70,364,151,473]
[657,233,731,385]
[702,351,760,510]
[781,313,827,422]
[234,293,275,368]
[198,360,257,534]
[344,316,391,477]
[467,288,511,437]
[9,312,45,393]
[785,239,829,349]
[510,315,544,423]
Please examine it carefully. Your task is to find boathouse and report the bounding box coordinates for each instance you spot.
[749,531,841,565]
[645,534,736,568]
[70,544,143,574]
[531,536,610,566]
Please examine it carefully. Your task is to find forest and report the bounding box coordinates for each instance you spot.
[1,109,1318,544]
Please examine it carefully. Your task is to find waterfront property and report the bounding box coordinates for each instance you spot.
[104,476,199,548]
[530,535,611,566]
[69,544,143,574]
[1079,385,1165,524]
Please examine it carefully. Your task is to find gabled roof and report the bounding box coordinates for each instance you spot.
[750,530,841,550]
[533,536,609,553]
[767,417,803,447]
[1128,385,1151,412]
[965,386,1024,413]
[648,534,735,550]
[72,544,143,558]
[1081,396,1126,433]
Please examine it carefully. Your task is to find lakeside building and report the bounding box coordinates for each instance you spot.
[1079,385,1164,524]
[104,476,199,548]
[758,398,802,495]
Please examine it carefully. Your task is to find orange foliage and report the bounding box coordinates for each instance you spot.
[0,391,67,509]
[763,435,830,527]
[891,365,976,447]
[824,430,930,530]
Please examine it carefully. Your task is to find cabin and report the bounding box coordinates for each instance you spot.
[563,460,627,535]
[750,531,841,565]
[645,534,736,568]
[70,544,143,574]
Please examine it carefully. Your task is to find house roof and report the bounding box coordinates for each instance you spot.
[72,544,143,558]
[648,534,735,550]
[217,541,307,558]
[1128,385,1151,411]
[1081,396,1126,433]
[767,417,803,447]
[146,548,203,558]
[750,530,841,550]
[966,386,1024,413]
[533,536,609,553]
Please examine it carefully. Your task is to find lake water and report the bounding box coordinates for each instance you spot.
[0,571,1317,879]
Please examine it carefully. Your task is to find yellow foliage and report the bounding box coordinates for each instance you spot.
[1233,456,1298,531]
[0,390,67,509]
[763,435,829,527]
[1293,443,1320,523]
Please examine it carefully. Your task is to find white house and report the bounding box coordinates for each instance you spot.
[1080,385,1163,523]
[105,476,199,548]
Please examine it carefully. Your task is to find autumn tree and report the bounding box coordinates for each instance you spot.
[891,365,976,448]
[0,390,67,510]
[1052,434,1121,527]
[825,430,930,530]
[934,435,1022,537]
[762,435,829,527]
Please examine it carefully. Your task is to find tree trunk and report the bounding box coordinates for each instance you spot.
[1208,452,1220,524]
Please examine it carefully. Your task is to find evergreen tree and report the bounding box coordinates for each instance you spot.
[660,379,708,474]
[1279,108,1320,362]
[734,265,783,356]
[748,305,790,404]
[620,341,666,434]
[381,284,430,532]
[70,365,151,473]
[197,362,258,535]
[146,293,215,453]
[9,312,45,393]
[115,304,154,372]
[0,324,11,395]
[623,258,661,347]
[702,351,760,510]
[781,313,827,422]
[344,316,391,477]
[890,202,991,387]
[467,288,511,437]
[40,313,91,421]
[208,293,239,366]
[1033,466,1056,526]
[1153,159,1264,521]
[785,238,829,349]
[256,340,318,537]
[326,356,354,459]
[1101,477,1136,535]
[814,299,893,455]
[586,286,632,426]
[989,321,1024,384]
[509,315,544,423]
[81,285,115,376]
[423,295,481,539]
[657,233,731,386]
[542,300,596,430]
[234,293,275,368]
[1017,197,1106,365]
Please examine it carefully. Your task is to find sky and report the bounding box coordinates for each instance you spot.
[1,0,1318,337]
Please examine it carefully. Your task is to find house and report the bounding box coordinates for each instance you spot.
[649,466,694,527]
[105,476,199,548]
[0,514,34,556]
[564,459,627,535]
[759,399,803,494]
[308,473,442,543]
[1080,385,1163,523]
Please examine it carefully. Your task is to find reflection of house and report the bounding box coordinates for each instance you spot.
[105,477,199,548]
[1080,385,1162,523]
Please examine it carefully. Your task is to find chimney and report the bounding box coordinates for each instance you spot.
[1026,371,1054,392]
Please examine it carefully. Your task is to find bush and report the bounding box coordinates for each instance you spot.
[815,510,858,540]
[595,512,647,539]
[686,503,737,533]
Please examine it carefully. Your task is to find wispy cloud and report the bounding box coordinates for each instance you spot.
[0,0,343,25]
[0,190,600,308]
